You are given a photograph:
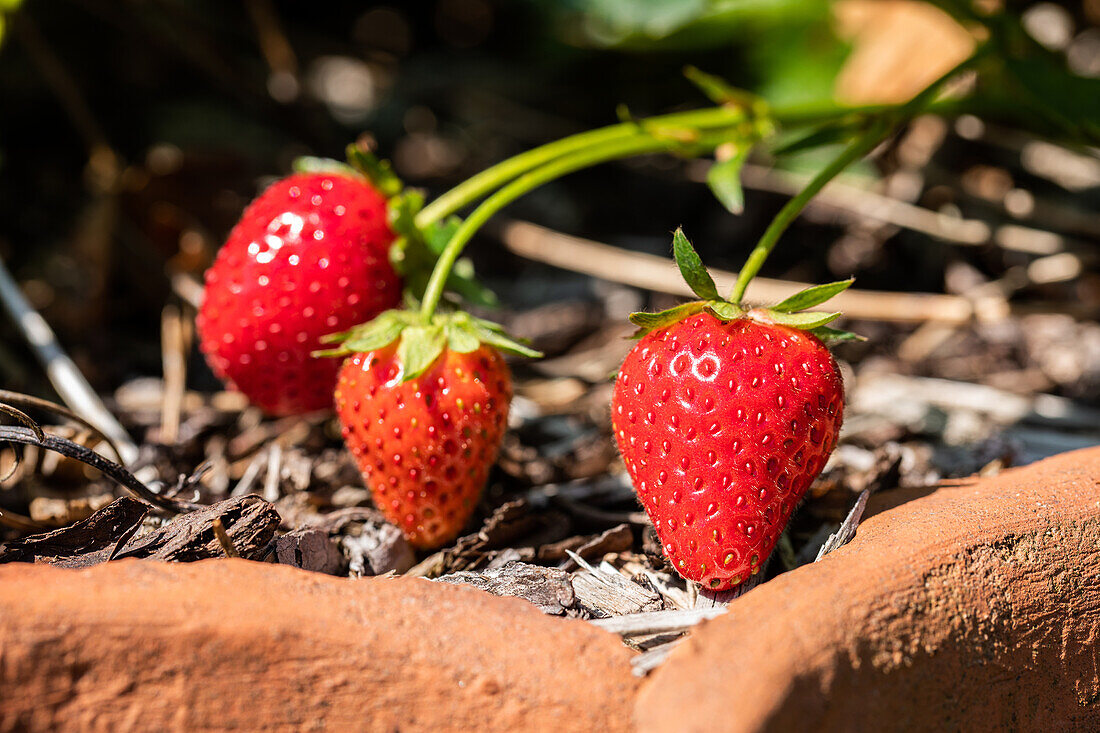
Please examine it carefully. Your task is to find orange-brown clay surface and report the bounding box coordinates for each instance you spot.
[0,560,638,732]
[637,446,1100,732]
[4,448,1100,732]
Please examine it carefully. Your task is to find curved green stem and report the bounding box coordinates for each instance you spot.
[728,44,990,304]
[728,124,887,304]
[414,106,749,228]
[419,129,738,318]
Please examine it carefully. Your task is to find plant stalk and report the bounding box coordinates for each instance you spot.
[414,106,750,228]
[728,45,990,304]
[419,128,742,318]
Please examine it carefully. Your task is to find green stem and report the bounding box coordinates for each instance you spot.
[419,129,737,318]
[728,45,990,304]
[414,106,748,228]
[728,124,887,304]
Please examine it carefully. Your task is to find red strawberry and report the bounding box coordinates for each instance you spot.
[329,310,534,549]
[197,171,400,415]
[612,229,854,590]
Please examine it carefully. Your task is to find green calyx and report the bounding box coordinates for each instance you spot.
[292,142,403,198]
[628,228,865,345]
[315,309,541,382]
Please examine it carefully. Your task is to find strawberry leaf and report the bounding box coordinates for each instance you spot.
[397,325,447,381]
[772,279,854,313]
[811,326,867,344]
[314,310,413,357]
[706,148,750,215]
[683,66,757,110]
[672,228,720,301]
[472,318,542,358]
[345,143,403,197]
[704,300,743,320]
[444,319,482,353]
[770,120,861,157]
[628,301,706,337]
[389,194,498,308]
[762,310,842,329]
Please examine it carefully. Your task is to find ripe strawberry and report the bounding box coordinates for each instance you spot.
[612,229,856,590]
[197,170,401,415]
[327,310,536,549]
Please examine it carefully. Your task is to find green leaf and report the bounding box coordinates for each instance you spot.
[443,318,482,353]
[671,228,719,300]
[772,279,854,313]
[388,195,497,307]
[424,216,462,256]
[770,120,860,157]
[313,311,411,357]
[706,148,750,214]
[811,326,867,344]
[628,301,706,337]
[397,325,447,381]
[345,143,403,197]
[473,320,543,358]
[446,257,499,308]
[704,300,743,320]
[684,66,756,109]
[762,310,842,329]
[292,156,358,178]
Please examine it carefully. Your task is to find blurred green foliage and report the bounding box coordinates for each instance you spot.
[541,0,849,108]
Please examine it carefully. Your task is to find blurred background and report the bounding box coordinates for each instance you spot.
[2,1,1100,561]
[1,0,1097,394]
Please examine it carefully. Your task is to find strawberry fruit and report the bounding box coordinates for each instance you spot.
[326,310,538,549]
[613,229,857,590]
[197,169,400,415]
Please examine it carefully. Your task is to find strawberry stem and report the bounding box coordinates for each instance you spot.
[728,45,990,305]
[414,105,751,229]
[418,127,752,318]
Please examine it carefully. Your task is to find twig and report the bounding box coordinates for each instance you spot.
[211,517,240,558]
[0,425,196,513]
[0,258,139,464]
[159,305,189,444]
[0,389,126,462]
[244,0,299,101]
[498,220,979,324]
[716,162,993,245]
[0,507,49,532]
[816,489,871,561]
[230,450,267,497]
[630,640,683,676]
[589,607,727,636]
[263,443,282,503]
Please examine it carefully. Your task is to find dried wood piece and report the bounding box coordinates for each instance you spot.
[568,552,664,618]
[499,220,978,324]
[572,572,663,618]
[541,523,633,566]
[589,607,728,636]
[0,496,149,565]
[115,495,279,562]
[436,561,577,615]
[630,640,684,677]
[340,520,415,577]
[410,499,572,576]
[276,528,343,574]
[816,489,871,561]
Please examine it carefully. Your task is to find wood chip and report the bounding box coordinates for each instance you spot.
[436,561,577,615]
[589,607,727,636]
